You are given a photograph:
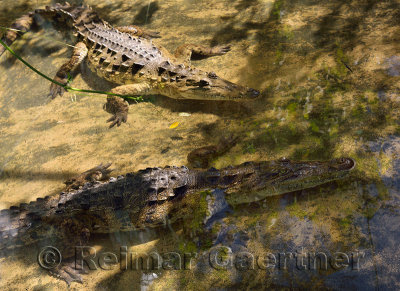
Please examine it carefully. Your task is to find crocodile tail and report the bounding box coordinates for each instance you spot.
[0,2,100,57]
[0,13,34,56]
[0,207,30,254]
[0,197,52,255]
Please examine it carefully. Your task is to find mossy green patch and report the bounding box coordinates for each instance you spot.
[187,190,211,234]
[271,0,283,20]
[287,200,308,218]
[278,24,294,40]
[309,120,320,133]
[243,142,256,154]
[287,102,298,114]
[275,48,283,64]
[178,241,197,254]
[338,215,353,231]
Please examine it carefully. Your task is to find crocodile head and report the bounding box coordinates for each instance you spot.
[175,71,260,100]
[223,157,356,204]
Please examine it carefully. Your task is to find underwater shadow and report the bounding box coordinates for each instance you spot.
[0,169,83,181]
[94,1,159,26]
[133,1,160,25]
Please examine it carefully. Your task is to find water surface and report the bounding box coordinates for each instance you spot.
[0,0,400,289]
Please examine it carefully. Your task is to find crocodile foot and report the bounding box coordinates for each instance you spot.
[103,96,129,128]
[106,113,127,128]
[211,45,231,56]
[49,75,68,99]
[49,263,85,286]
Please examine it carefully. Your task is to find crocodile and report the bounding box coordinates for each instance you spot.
[0,3,260,128]
[0,157,355,285]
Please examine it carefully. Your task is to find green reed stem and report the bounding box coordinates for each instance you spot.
[0,38,143,102]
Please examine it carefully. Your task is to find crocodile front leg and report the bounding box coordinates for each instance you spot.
[49,42,88,99]
[103,82,153,128]
[174,44,231,64]
[115,25,160,39]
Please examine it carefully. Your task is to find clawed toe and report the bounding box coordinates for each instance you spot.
[49,74,69,99]
[103,97,129,128]
[220,45,231,54]
[108,120,120,128]
[213,45,231,55]
[106,114,126,128]
[49,83,66,99]
[49,265,83,286]
[106,116,119,128]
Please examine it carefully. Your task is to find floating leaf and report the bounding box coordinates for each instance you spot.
[169,122,179,129]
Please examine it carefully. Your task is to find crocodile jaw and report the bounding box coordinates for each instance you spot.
[224,157,356,205]
[164,74,260,101]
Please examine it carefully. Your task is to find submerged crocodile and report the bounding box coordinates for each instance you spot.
[0,157,355,284]
[0,3,260,127]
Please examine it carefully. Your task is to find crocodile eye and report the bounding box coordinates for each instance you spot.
[279,168,289,174]
[208,72,217,79]
[199,80,209,87]
[186,79,209,87]
[279,157,290,163]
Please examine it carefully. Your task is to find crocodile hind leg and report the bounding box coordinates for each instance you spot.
[103,82,153,128]
[115,25,160,39]
[49,264,84,286]
[49,42,88,99]
[47,222,92,286]
[174,44,231,64]
[65,163,113,191]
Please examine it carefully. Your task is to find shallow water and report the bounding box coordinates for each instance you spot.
[0,0,400,290]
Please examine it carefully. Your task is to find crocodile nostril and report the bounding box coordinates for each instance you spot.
[247,88,260,98]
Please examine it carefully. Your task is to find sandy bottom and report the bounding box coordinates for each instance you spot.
[0,0,400,289]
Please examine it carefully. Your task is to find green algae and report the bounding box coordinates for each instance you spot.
[2,0,400,289]
[188,191,211,233]
[271,0,284,20]
[286,200,308,219]
[278,24,294,40]
[178,241,197,254]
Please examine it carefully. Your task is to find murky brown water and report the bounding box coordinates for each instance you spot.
[1,0,400,290]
